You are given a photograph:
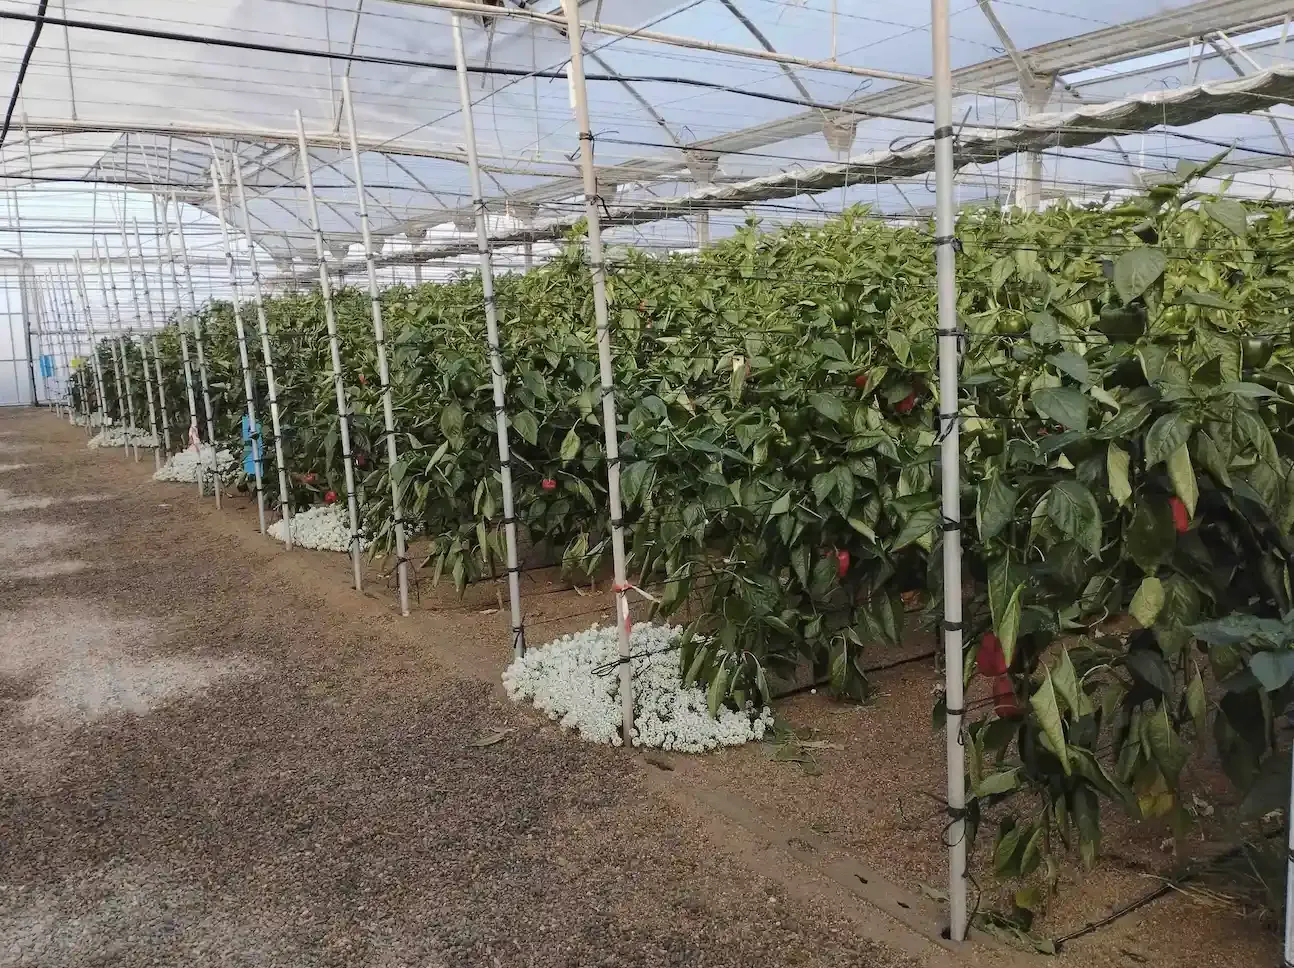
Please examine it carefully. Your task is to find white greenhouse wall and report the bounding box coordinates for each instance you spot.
[0,277,35,407]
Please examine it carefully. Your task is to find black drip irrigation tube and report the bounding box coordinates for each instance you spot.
[1050,880,1175,951]
[1049,835,1274,952]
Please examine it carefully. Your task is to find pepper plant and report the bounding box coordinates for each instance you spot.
[117,161,1294,887]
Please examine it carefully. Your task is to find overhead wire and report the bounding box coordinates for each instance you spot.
[0,0,50,152]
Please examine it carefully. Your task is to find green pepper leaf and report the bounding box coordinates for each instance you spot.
[1033,386,1089,431]
[1114,247,1167,304]
[1130,576,1165,628]
[1030,671,1070,775]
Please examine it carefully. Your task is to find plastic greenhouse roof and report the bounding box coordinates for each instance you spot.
[0,0,1291,267]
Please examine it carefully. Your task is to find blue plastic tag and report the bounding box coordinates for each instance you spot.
[241,415,261,476]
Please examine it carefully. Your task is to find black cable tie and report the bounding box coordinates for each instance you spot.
[579,131,594,142]
[507,565,522,574]
[933,125,954,140]
[945,705,965,717]
[941,519,961,532]
[610,517,624,528]
[942,621,963,632]
[933,235,964,253]
[501,516,516,526]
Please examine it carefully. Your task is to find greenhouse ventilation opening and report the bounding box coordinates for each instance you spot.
[3,0,1294,955]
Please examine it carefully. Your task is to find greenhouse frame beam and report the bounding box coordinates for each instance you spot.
[388,0,1292,237]
[715,0,815,105]
[1207,34,1294,177]
[390,0,953,87]
[352,61,1294,271]
[15,119,516,167]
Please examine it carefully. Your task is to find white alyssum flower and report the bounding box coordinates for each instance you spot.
[153,446,235,483]
[88,427,158,449]
[268,503,363,553]
[503,622,773,752]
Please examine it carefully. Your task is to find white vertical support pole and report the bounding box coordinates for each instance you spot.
[1285,750,1294,968]
[296,110,363,590]
[92,240,137,457]
[37,277,58,416]
[24,272,46,408]
[16,120,42,409]
[561,0,634,743]
[172,195,221,504]
[139,335,163,467]
[159,199,200,447]
[230,156,294,549]
[46,278,68,419]
[72,254,111,438]
[51,277,74,421]
[119,223,163,471]
[100,255,132,452]
[9,195,37,407]
[446,34,521,645]
[210,159,267,534]
[55,272,88,429]
[30,277,49,414]
[932,0,968,943]
[1014,78,1053,212]
[132,219,173,458]
[342,78,406,610]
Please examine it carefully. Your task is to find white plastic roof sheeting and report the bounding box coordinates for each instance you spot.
[0,0,1290,270]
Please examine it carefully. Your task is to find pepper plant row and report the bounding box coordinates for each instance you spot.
[85,156,1294,886]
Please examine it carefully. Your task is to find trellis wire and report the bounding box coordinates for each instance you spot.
[561,0,634,744]
[446,29,521,646]
[341,77,406,611]
[169,192,221,505]
[210,157,267,535]
[118,217,164,473]
[230,154,294,550]
[931,0,968,945]
[132,217,174,458]
[295,109,363,591]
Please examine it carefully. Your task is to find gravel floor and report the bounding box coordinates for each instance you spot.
[0,410,924,968]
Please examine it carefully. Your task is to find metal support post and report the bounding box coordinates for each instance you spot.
[210,159,267,534]
[296,110,363,590]
[932,0,968,943]
[446,34,522,645]
[172,194,221,505]
[230,156,293,548]
[118,225,163,471]
[132,219,173,458]
[91,240,138,457]
[342,77,408,608]
[561,0,634,743]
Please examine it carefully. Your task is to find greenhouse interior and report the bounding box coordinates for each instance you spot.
[1,0,1294,964]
